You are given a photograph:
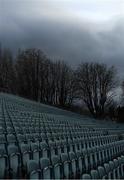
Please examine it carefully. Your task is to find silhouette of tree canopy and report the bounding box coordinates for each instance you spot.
[0,45,119,119]
[75,62,116,118]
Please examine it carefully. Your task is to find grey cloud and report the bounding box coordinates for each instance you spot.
[0,0,124,76]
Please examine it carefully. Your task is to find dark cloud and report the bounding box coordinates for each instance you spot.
[0,0,124,75]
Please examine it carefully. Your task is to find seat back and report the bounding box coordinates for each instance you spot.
[69,152,77,178]
[61,153,70,178]
[52,155,61,179]
[40,142,49,157]
[0,146,7,179]
[20,143,30,167]
[98,166,106,179]
[40,157,51,179]
[8,144,20,178]
[31,142,39,162]
[26,160,40,179]
[82,173,91,179]
[91,170,99,179]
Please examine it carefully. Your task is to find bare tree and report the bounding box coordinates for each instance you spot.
[15,48,47,100]
[75,62,116,118]
[0,46,118,119]
[52,60,74,106]
[0,48,15,93]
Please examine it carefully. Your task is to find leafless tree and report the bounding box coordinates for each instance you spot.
[0,48,15,93]
[15,48,47,100]
[0,46,118,119]
[52,60,75,106]
[15,49,75,106]
[75,62,116,118]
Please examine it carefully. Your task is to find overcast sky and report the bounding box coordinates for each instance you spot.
[0,0,124,74]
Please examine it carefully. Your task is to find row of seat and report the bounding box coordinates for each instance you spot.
[1,138,124,179]
[0,112,107,136]
[0,132,119,147]
[0,93,124,179]
[26,142,124,179]
[82,155,124,179]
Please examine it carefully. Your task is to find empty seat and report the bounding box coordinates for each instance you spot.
[8,144,20,178]
[15,127,22,134]
[40,142,49,158]
[17,134,26,144]
[0,145,7,179]
[55,139,62,155]
[29,127,35,134]
[26,160,40,179]
[40,157,52,179]
[82,149,90,172]
[31,142,40,162]
[90,169,99,179]
[33,133,40,142]
[49,140,56,156]
[120,156,124,177]
[0,127,5,134]
[7,127,14,134]
[109,161,115,179]
[20,143,31,167]
[104,163,111,179]
[97,166,106,179]
[68,138,74,152]
[113,159,119,179]
[61,139,68,153]
[7,134,16,145]
[0,134,6,148]
[82,173,91,179]
[51,155,61,179]
[40,133,47,141]
[117,157,122,178]
[25,134,34,145]
[69,151,77,178]
[61,153,70,179]
[76,150,85,176]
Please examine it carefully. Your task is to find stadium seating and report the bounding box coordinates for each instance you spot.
[0,93,124,179]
